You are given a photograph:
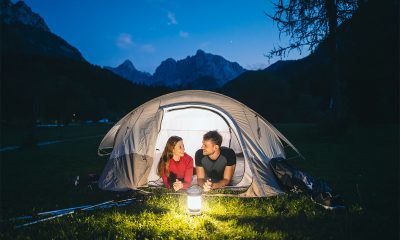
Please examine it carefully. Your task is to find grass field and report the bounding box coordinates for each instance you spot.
[0,123,398,239]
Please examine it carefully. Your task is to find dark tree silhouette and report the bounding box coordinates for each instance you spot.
[267,0,360,127]
[266,0,359,58]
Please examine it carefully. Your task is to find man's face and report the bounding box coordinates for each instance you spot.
[201,139,218,156]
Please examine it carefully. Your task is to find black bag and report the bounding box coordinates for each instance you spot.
[269,157,312,193]
[269,157,345,209]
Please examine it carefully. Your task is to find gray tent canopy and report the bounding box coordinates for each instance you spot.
[98,90,303,197]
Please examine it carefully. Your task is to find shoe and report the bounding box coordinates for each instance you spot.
[311,192,345,210]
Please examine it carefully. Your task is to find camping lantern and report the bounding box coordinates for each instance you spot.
[186,185,202,215]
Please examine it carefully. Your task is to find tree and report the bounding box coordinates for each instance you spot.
[267,0,360,126]
[266,0,359,59]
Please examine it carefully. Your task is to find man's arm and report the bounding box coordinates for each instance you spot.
[211,164,236,189]
[196,166,206,187]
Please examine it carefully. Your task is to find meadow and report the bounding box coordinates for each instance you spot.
[0,123,398,239]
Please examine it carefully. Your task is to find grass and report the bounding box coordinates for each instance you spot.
[0,123,398,239]
[0,123,112,148]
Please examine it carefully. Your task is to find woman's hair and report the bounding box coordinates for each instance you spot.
[157,136,183,177]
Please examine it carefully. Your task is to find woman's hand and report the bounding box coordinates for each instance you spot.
[173,179,183,191]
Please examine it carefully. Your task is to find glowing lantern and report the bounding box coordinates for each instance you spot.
[186,185,202,215]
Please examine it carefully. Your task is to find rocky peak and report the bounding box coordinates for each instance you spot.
[118,60,137,72]
[105,60,152,85]
[153,49,246,88]
[162,58,177,65]
[0,0,50,32]
[195,49,206,56]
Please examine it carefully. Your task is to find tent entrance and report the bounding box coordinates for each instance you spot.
[148,104,251,187]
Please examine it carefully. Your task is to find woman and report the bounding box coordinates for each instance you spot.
[157,136,193,191]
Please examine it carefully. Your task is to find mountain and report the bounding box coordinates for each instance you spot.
[104,60,152,85]
[0,0,49,31]
[152,49,246,89]
[1,0,171,125]
[107,49,247,89]
[0,0,85,61]
[221,0,398,124]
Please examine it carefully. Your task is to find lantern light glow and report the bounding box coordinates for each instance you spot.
[186,185,202,215]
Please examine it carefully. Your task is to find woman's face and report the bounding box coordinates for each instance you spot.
[173,140,185,157]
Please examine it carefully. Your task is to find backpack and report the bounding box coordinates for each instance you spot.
[269,157,345,209]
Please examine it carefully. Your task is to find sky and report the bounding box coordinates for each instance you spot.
[23,0,307,74]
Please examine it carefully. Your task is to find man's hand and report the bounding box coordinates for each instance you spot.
[202,179,213,192]
[173,179,183,192]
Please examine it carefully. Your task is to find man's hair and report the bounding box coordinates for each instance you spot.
[203,130,223,147]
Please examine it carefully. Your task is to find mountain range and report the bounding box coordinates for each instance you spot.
[105,49,246,89]
[0,0,246,90]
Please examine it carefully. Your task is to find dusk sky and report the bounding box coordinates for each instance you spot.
[23,0,307,73]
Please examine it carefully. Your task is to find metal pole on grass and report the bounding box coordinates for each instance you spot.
[14,200,113,229]
[10,204,93,221]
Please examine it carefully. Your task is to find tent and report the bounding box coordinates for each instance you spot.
[97,90,303,197]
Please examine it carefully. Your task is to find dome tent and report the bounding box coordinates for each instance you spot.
[98,90,302,197]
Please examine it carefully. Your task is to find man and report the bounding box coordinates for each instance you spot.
[195,130,236,192]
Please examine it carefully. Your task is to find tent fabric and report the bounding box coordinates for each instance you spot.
[98,90,302,197]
